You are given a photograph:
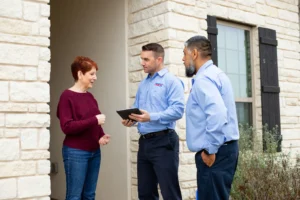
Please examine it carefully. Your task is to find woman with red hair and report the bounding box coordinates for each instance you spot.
[57,56,110,200]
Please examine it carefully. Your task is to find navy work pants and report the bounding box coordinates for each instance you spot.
[137,130,182,200]
[196,140,239,200]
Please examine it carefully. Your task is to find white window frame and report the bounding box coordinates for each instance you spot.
[217,20,256,126]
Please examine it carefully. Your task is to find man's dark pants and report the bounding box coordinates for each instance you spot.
[196,140,239,200]
[137,130,182,200]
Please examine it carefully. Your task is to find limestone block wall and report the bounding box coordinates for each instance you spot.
[127,0,300,199]
[0,0,51,199]
[0,0,299,199]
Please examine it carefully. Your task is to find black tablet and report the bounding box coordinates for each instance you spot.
[116,108,142,121]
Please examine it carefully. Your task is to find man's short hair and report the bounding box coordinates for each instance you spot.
[184,36,212,58]
[142,43,165,60]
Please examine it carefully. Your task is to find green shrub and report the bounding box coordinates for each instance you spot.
[231,124,300,200]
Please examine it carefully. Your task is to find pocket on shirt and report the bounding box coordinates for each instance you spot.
[152,88,168,108]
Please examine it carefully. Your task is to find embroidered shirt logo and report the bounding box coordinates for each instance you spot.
[155,83,163,87]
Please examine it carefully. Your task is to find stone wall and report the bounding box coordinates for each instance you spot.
[0,0,51,199]
[127,0,300,199]
[0,0,299,199]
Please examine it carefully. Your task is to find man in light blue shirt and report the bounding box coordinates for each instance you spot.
[122,43,184,200]
[183,36,239,200]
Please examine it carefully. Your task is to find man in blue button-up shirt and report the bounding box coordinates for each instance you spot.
[122,43,184,200]
[183,36,239,200]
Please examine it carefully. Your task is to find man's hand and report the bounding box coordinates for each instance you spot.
[129,109,150,122]
[121,119,135,127]
[99,134,110,146]
[201,151,216,167]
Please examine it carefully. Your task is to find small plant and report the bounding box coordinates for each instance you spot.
[231,124,300,200]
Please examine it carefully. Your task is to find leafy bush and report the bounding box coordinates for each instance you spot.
[231,124,300,200]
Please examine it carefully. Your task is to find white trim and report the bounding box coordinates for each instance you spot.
[124,0,131,199]
[235,98,253,103]
[217,20,252,31]
[217,20,256,125]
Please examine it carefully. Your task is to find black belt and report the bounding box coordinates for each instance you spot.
[140,129,173,139]
[224,140,237,145]
[198,140,237,155]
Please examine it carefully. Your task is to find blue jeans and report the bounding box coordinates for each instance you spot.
[62,146,101,200]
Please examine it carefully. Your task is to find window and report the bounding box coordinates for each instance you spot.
[208,16,281,151]
[217,22,253,125]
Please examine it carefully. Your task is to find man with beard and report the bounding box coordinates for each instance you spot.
[182,36,239,200]
[122,43,184,200]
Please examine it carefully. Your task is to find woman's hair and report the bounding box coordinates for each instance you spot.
[71,56,98,81]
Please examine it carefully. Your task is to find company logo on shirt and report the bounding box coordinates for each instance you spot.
[155,83,163,87]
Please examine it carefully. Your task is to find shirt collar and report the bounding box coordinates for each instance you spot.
[195,60,213,78]
[192,60,213,86]
[147,68,168,79]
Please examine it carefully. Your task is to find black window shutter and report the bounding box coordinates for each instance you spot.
[207,15,218,66]
[258,27,282,152]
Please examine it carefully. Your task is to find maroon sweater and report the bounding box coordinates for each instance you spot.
[57,89,105,151]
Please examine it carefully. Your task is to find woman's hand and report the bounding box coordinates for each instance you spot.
[96,114,106,125]
[99,134,110,146]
